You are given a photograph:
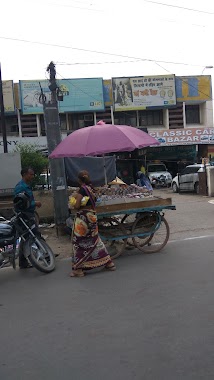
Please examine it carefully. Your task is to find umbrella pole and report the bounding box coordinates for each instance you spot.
[103,155,108,185]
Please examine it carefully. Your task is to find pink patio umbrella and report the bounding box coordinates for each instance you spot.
[49,121,159,183]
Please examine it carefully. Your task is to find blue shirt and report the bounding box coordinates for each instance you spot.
[14,179,36,213]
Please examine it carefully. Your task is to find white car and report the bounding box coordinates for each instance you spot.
[147,163,172,187]
[171,164,208,194]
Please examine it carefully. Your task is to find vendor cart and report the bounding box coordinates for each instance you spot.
[96,197,176,259]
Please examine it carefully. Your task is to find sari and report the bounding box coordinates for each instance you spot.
[72,185,111,269]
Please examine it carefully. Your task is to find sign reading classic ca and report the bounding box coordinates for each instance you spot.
[149,128,214,145]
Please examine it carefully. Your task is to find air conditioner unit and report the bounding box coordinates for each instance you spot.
[84,114,93,121]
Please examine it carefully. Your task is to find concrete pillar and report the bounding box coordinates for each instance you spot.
[206,166,214,196]
[183,102,186,128]
[17,109,22,137]
[111,106,114,124]
[94,112,97,125]
[136,110,139,127]
[66,113,70,131]
[36,115,41,137]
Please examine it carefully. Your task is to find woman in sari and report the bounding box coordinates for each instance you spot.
[70,171,116,277]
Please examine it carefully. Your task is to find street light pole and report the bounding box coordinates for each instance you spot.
[202,65,213,74]
[40,62,69,227]
[0,63,8,153]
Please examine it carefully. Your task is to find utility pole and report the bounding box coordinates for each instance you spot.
[41,61,69,227]
[0,63,8,153]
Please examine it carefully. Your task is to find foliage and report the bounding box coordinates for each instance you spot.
[14,143,48,188]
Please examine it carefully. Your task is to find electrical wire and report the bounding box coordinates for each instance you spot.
[0,35,210,69]
[143,0,214,15]
[56,59,203,68]
[56,59,142,66]
[43,1,103,12]
[18,0,102,12]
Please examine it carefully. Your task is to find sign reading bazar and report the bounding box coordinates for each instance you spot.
[112,75,176,111]
[149,128,214,145]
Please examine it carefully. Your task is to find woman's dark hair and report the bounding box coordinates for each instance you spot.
[78,170,91,185]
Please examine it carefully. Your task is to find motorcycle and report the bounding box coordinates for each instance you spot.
[151,174,167,188]
[0,193,55,274]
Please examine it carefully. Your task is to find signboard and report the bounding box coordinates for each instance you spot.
[144,145,197,161]
[19,78,105,114]
[112,75,176,111]
[0,134,67,154]
[2,80,15,113]
[103,79,113,107]
[176,76,212,102]
[149,128,214,146]
[14,83,21,110]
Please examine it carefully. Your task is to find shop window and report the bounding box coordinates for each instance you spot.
[114,111,137,127]
[83,113,94,127]
[1,116,19,136]
[40,115,46,136]
[20,115,37,137]
[139,110,163,126]
[60,114,67,130]
[69,113,94,129]
[186,105,200,124]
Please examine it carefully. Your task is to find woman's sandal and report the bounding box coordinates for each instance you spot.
[105,262,116,271]
[70,269,85,277]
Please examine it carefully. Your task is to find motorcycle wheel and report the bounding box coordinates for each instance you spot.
[24,237,56,273]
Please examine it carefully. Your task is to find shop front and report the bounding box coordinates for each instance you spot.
[142,145,197,178]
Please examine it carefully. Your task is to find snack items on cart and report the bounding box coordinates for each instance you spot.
[95,183,153,206]
[68,182,153,210]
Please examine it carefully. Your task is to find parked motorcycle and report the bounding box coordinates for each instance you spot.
[151,174,167,188]
[0,193,55,273]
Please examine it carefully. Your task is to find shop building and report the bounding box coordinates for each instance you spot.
[0,75,213,182]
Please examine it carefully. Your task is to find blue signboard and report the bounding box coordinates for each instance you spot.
[19,78,105,114]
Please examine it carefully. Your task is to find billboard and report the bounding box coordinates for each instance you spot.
[176,76,212,102]
[19,78,105,114]
[112,75,176,111]
[103,79,113,107]
[149,127,214,146]
[14,83,21,110]
[2,80,15,113]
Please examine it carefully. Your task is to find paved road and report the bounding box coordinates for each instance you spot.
[153,188,214,241]
[1,236,214,380]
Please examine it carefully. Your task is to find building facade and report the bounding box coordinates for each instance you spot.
[0,74,213,181]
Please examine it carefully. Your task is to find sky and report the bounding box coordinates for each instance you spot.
[0,0,214,82]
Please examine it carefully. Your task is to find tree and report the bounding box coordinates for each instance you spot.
[14,144,49,188]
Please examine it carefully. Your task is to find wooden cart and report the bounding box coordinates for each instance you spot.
[96,197,176,259]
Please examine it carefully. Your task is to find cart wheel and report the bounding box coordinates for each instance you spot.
[98,218,127,260]
[131,212,157,251]
[133,216,170,253]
